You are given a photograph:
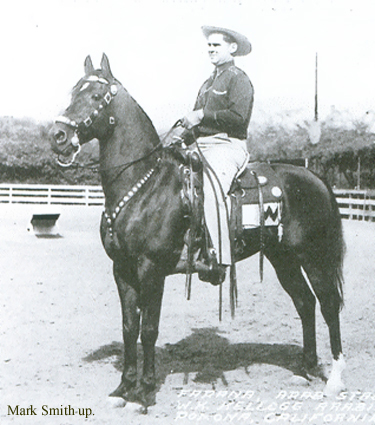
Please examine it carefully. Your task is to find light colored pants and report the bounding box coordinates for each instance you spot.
[197,134,249,265]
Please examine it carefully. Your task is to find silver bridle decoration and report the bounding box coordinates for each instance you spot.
[55,115,78,130]
[54,77,118,167]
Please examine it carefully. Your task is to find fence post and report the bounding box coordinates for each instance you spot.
[348,193,353,220]
[363,191,367,221]
[357,157,361,190]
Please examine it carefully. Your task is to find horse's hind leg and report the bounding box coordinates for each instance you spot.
[109,262,140,400]
[265,246,318,372]
[302,262,345,395]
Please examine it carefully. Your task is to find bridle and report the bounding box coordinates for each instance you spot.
[54,75,118,167]
[53,74,182,185]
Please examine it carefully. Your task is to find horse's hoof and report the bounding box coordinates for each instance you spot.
[136,381,156,407]
[109,381,135,399]
[109,388,126,399]
[302,363,326,382]
[324,380,346,397]
[289,375,310,386]
[124,401,147,414]
[324,354,346,397]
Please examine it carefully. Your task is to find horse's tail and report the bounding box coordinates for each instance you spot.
[325,183,346,310]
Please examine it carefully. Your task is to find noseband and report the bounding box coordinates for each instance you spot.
[55,75,118,166]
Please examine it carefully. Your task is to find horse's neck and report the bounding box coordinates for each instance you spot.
[99,90,160,207]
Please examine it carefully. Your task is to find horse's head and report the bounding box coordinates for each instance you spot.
[50,53,119,166]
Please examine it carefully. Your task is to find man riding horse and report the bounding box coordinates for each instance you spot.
[176,25,254,285]
[50,48,346,404]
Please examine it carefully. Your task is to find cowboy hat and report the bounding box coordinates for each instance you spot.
[201,26,251,56]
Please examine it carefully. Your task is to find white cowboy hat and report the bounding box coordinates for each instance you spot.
[201,26,252,56]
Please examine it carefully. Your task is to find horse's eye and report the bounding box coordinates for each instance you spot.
[92,94,101,101]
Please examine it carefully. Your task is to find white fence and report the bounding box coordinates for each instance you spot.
[0,184,104,206]
[1,184,375,222]
[334,189,375,222]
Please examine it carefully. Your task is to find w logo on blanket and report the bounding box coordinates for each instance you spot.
[242,202,281,228]
[264,203,280,222]
[230,162,283,232]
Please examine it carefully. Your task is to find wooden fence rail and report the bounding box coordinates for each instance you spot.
[0,184,104,206]
[1,184,375,222]
[334,189,375,222]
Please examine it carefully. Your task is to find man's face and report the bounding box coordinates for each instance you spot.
[207,33,237,66]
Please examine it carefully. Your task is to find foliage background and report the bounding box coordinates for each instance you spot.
[1,112,375,188]
[0,117,101,185]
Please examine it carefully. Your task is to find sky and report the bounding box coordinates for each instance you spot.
[2,0,375,131]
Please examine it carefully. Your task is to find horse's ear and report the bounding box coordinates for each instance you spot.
[84,56,94,75]
[100,53,113,79]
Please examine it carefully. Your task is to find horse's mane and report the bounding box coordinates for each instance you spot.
[128,93,160,143]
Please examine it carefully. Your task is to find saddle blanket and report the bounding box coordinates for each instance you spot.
[231,162,283,229]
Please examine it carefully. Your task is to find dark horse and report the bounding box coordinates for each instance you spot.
[50,54,346,404]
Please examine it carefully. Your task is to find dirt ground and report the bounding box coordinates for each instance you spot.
[1,204,375,425]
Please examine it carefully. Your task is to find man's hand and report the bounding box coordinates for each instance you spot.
[181,109,204,130]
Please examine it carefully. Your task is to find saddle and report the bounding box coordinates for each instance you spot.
[176,150,283,286]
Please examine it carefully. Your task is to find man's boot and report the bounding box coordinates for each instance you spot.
[198,248,226,286]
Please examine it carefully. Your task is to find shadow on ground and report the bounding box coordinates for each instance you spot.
[83,327,308,402]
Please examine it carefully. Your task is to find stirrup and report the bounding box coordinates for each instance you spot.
[197,249,226,286]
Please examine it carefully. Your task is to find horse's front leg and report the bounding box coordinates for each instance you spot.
[138,257,165,398]
[109,262,140,399]
[141,281,164,391]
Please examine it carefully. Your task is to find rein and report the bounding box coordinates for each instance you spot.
[59,142,164,177]
[101,120,182,184]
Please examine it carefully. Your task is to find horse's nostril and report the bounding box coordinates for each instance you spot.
[54,130,67,145]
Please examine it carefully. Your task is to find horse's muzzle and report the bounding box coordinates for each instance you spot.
[53,129,68,146]
[49,123,81,167]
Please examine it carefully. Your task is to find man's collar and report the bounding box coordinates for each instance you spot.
[215,60,235,76]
